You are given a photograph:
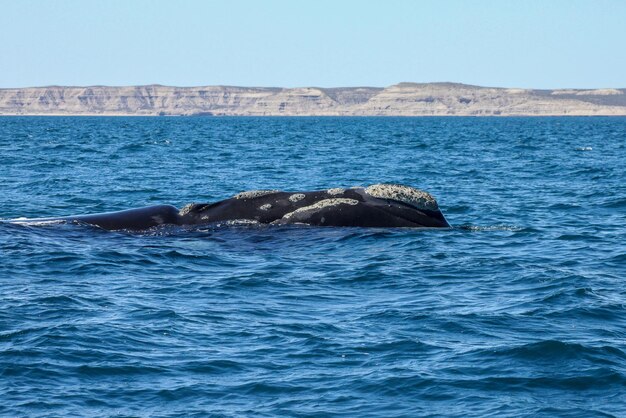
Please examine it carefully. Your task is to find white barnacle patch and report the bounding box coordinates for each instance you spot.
[179,203,196,216]
[364,184,439,211]
[288,193,306,202]
[282,198,358,220]
[327,188,346,196]
[224,219,260,225]
[234,190,279,200]
[259,203,272,211]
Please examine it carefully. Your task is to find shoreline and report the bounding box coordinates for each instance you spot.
[1,82,625,117]
[1,113,626,117]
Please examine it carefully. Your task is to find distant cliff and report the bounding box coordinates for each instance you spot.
[1,83,625,116]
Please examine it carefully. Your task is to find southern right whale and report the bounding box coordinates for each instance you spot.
[10,184,450,231]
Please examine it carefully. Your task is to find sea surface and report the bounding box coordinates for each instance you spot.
[1,116,625,417]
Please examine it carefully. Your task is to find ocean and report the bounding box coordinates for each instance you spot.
[1,116,625,417]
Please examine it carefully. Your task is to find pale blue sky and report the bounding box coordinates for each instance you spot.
[1,0,624,88]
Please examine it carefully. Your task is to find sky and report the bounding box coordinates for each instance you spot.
[1,0,625,89]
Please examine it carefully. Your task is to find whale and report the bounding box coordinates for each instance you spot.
[10,184,450,230]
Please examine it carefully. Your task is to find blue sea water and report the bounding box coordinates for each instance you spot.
[0,116,625,417]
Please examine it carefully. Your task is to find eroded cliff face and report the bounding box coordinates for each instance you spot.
[0,83,624,116]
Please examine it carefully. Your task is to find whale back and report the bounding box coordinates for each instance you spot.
[180,185,450,228]
[12,205,180,230]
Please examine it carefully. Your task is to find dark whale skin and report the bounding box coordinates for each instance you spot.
[180,188,449,228]
[12,205,181,231]
[11,185,450,231]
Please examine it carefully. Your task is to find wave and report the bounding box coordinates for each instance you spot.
[457,224,529,232]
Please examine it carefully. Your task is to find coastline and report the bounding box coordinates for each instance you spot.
[1,83,625,117]
[2,114,626,117]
